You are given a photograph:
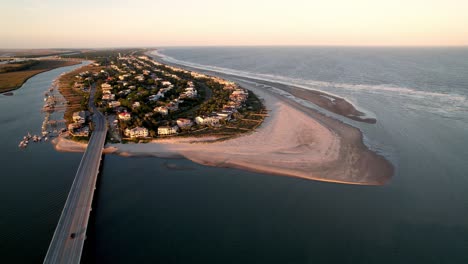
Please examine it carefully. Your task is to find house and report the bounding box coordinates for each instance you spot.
[135,75,145,82]
[69,125,90,137]
[108,101,121,108]
[102,94,115,101]
[176,118,193,129]
[195,116,221,126]
[158,125,179,136]
[124,127,149,138]
[72,111,86,124]
[154,106,168,116]
[148,93,163,101]
[118,112,131,121]
[132,102,141,109]
[184,87,198,98]
[101,83,112,94]
[161,81,172,87]
[216,112,231,120]
[68,123,81,131]
[167,102,179,111]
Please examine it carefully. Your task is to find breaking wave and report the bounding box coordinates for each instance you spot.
[154,50,468,116]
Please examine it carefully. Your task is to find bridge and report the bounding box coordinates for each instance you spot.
[44,87,107,264]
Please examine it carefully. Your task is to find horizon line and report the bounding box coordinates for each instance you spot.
[1,44,468,50]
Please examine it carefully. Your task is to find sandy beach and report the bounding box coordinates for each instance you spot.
[54,71,393,185]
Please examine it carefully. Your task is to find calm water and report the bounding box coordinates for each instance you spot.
[1,47,468,263]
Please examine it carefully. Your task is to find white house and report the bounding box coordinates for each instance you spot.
[158,125,179,136]
[108,101,121,108]
[132,102,141,109]
[161,81,172,87]
[72,111,86,124]
[118,112,131,121]
[102,94,115,101]
[176,118,193,129]
[101,83,112,94]
[195,116,221,126]
[154,106,169,116]
[124,127,149,138]
[148,92,164,101]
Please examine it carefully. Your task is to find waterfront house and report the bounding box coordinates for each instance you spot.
[124,127,149,138]
[72,111,86,124]
[195,116,221,126]
[69,125,90,137]
[158,125,179,136]
[176,118,193,129]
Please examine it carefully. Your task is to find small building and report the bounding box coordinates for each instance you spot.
[72,111,86,124]
[69,125,90,137]
[184,87,198,98]
[158,125,179,136]
[154,106,168,116]
[161,81,172,87]
[148,93,163,101]
[102,94,115,101]
[124,127,149,138]
[195,116,221,126]
[176,118,193,129]
[108,101,121,108]
[132,102,141,109]
[101,83,112,94]
[118,112,131,121]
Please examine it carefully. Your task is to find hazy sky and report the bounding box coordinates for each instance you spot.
[1,0,468,48]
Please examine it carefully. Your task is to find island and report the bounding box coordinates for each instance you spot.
[0,54,80,93]
[50,49,393,185]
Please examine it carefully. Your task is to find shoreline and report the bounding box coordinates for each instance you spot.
[151,50,376,124]
[0,59,82,94]
[52,53,393,185]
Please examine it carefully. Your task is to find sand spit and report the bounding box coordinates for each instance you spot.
[53,54,393,185]
[111,80,392,185]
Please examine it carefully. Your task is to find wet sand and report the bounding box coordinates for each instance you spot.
[53,53,394,185]
[110,78,393,185]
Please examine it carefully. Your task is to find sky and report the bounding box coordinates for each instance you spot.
[1,0,468,48]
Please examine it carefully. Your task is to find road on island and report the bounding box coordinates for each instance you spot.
[44,84,107,264]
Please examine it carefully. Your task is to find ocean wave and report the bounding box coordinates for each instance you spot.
[154,50,468,112]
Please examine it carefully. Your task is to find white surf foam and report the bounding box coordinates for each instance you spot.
[153,50,468,116]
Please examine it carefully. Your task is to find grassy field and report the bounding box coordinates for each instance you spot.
[0,60,80,93]
[0,49,76,58]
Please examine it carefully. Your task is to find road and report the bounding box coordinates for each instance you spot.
[44,85,107,264]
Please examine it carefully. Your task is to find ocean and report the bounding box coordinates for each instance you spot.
[1,47,467,263]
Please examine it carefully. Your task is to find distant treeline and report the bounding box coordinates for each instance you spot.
[62,49,145,64]
[0,60,39,73]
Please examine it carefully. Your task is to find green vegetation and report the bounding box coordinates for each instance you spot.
[57,64,103,123]
[0,60,39,73]
[55,48,265,141]
[0,60,80,93]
